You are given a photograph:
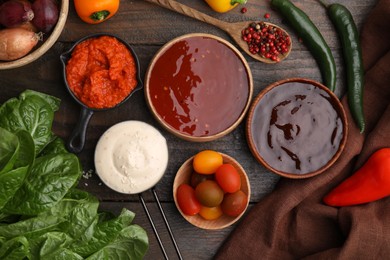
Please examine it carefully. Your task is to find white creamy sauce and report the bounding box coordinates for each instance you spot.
[94,121,168,194]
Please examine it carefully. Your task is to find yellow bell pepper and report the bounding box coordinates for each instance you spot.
[205,0,247,13]
[74,0,120,24]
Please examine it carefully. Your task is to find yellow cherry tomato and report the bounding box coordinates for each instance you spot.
[74,0,120,24]
[193,150,223,174]
[199,205,223,220]
[204,0,247,13]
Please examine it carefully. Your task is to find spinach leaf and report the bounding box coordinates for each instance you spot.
[0,215,66,239]
[39,137,68,156]
[0,130,34,211]
[40,189,99,219]
[2,153,81,215]
[20,90,60,112]
[70,208,135,257]
[0,92,57,154]
[0,236,31,260]
[86,225,149,260]
[40,189,100,240]
[0,166,29,210]
[0,127,19,174]
[14,130,35,169]
[29,232,83,260]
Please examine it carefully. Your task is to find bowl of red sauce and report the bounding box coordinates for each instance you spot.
[246,78,348,179]
[61,33,142,153]
[145,33,253,142]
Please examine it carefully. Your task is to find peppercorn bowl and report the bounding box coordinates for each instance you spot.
[173,152,251,230]
[246,78,348,179]
[144,33,253,142]
[0,0,69,70]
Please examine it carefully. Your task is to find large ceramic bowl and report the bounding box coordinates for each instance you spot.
[145,33,253,142]
[0,0,69,70]
[246,78,348,179]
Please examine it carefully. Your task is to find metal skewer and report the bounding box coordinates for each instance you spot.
[139,188,183,260]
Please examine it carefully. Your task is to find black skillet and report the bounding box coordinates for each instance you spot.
[60,33,143,153]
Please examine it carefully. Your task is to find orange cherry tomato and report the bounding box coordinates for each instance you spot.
[176,184,201,216]
[193,150,223,174]
[74,0,119,24]
[215,164,241,193]
[199,205,223,220]
[221,190,248,217]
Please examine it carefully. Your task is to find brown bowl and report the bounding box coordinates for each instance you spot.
[173,152,251,230]
[144,33,253,142]
[0,0,69,70]
[246,78,348,179]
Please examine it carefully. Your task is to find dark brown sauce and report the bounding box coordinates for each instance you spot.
[149,36,250,137]
[251,82,344,174]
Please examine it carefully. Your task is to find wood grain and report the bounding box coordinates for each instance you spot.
[0,1,377,259]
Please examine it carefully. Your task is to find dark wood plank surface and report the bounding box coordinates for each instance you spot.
[0,0,376,259]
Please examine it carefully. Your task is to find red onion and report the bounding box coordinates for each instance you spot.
[31,0,59,33]
[0,0,34,28]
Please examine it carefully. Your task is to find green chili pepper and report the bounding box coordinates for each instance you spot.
[326,3,365,133]
[270,0,337,92]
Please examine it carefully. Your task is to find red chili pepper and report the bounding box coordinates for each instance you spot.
[323,148,390,207]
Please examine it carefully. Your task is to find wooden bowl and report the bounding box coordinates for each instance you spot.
[246,78,348,179]
[0,0,69,70]
[144,33,253,142]
[173,153,251,230]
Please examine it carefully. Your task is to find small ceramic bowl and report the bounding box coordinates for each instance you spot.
[173,153,251,230]
[0,0,69,70]
[145,33,253,142]
[246,78,348,179]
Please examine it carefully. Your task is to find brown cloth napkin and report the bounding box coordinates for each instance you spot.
[215,0,390,259]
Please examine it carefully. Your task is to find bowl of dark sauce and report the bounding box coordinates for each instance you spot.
[246,78,348,179]
[145,33,253,142]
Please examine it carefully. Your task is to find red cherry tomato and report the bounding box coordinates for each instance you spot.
[199,205,223,220]
[195,180,224,207]
[221,190,248,217]
[176,184,201,216]
[215,164,241,193]
[193,150,223,174]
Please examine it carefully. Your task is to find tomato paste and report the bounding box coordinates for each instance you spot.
[66,36,137,109]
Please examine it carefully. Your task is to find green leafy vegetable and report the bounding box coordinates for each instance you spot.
[3,153,82,215]
[0,90,59,154]
[0,90,149,259]
[0,128,19,174]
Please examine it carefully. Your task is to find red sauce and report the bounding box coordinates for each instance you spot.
[148,36,250,137]
[251,81,344,174]
[66,36,137,109]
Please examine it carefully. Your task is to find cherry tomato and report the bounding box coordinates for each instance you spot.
[176,184,201,216]
[193,150,223,174]
[199,205,223,220]
[215,164,241,193]
[195,180,224,207]
[221,190,248,217]
[190,172,214,188]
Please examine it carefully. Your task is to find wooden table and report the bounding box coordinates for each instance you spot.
[0,0,377,259]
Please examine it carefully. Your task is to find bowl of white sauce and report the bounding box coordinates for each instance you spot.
[94,120,168,194]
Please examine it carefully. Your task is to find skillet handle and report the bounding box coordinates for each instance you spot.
[67,107,94,154]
